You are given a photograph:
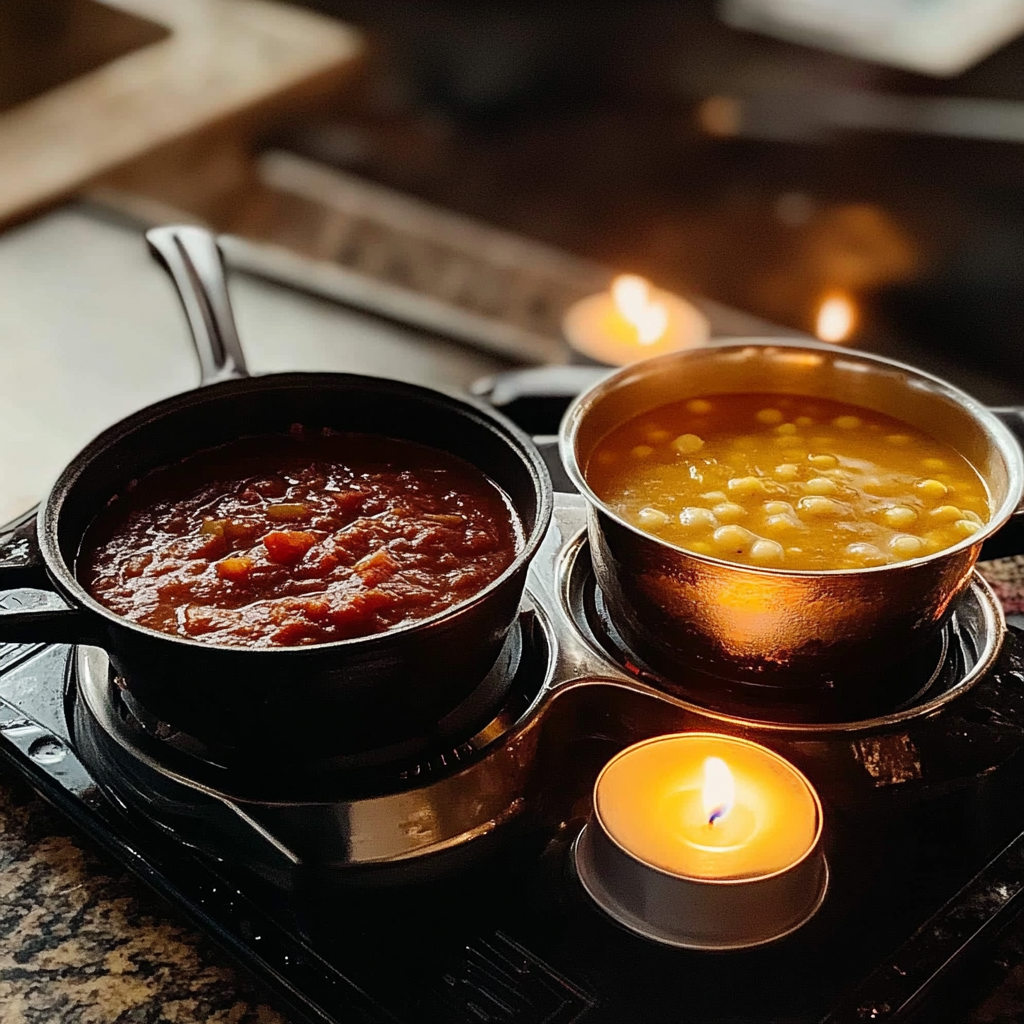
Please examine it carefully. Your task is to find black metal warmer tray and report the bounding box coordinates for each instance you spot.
[4,493,1024,1024]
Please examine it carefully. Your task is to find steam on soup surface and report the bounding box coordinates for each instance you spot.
[586,393,990,571]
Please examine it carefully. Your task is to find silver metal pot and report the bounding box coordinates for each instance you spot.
[559,340,1024,688]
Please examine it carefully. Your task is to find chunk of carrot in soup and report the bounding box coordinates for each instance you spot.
[327,588,392,631]
[216,556,255,582]
[355,547,400,586]
[264,530,317,564]
[331,489,366,513]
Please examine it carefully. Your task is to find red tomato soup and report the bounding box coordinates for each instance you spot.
[79,429,522,647]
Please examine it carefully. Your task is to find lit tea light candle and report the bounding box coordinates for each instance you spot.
[600,733,817,879]
[575,733,827,949]
[563,275,710,366]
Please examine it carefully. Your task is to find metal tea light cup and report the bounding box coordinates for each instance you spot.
[574,733,828,950]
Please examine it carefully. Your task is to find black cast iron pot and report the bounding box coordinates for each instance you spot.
[0,227,553,759]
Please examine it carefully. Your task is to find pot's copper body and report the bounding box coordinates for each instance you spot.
[561,341,1024,686]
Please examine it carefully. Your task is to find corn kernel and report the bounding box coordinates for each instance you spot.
[750,538,784,563]
[756,408,784,424]
[687,541,713,555]
[795,416,815,427]
[928,505,962,523]
[728,476,766,497]
[804,477,838,496]
[637,507,670,529]
[687,399,713,414]
[955,519,981,537]
[679,507,718,530]
[916,478,948,500]
[890,534,925,558]
[961,509,983,525]
[672,433,705,455]
[774,423,798,436]
[645,428,671,444]
[763,501,794,516]
[712,524,755,552]
[846,542,890,566]
[882,505,917,528]
[833,415,862,430]
[886,434,911,446]
[922,457,946,471]
[798,496,842,516]
[713,502,747,522]
[700,491,727,503]
[808,454,838,469]
[764,514,803,535]
[631,445,654,459]
[774,464,800,481]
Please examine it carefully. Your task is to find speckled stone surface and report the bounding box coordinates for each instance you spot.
[0,762,290,1024]
[979,557,1024,617]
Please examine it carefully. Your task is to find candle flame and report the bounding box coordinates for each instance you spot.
[612,274,669,346]
[815,292,856,343]
[702,757,735,827]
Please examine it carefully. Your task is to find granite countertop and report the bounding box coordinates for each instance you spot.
[0,764,289,1023]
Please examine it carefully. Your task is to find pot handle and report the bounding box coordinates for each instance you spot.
[981,408,1024,559]
[0,509,94,644]
[146,225,250,386]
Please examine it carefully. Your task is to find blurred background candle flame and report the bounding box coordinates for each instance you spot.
[612,274,669,346]
[703,756,735,825]
[562,274,710,365]
[815,291,857,343]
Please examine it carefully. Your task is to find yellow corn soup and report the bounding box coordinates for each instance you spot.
[586,393,990,571]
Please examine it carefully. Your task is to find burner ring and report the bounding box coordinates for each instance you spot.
[558,530,1005,734]
[74,606,552,802]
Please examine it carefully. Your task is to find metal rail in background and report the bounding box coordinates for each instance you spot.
[86,152,794,369]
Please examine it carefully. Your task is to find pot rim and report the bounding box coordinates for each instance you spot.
[38,370,554,655]
[559,338,1024,578]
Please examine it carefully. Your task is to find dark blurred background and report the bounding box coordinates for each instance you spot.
[4,0,1024,461]
[8,0,1024,388]
[259,0,1024,382]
